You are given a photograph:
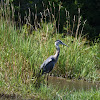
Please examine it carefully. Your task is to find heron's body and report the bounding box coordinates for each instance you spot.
[40,56,56,74]
[39,40,67,76]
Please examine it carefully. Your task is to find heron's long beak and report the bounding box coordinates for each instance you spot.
[62,42,68,47]
[63,43,68,47]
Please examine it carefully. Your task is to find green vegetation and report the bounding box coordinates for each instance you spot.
[0,20,99,81]
[0,1,100,100]
[0,18,100,100]
[0,20,99,80]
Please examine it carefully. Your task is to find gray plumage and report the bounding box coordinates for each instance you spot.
[39,40,68,76]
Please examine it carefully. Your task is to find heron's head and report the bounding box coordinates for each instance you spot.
[55,40,68,47]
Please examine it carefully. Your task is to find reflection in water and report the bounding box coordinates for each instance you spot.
[48,76,100,91]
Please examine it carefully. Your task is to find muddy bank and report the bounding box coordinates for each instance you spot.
[0,93,35,100]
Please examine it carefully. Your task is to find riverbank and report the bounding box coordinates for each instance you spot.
[0,81,100,100]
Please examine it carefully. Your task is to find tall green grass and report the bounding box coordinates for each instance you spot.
[0,19,100,85]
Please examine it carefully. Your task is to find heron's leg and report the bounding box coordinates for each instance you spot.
[44,74,46,79]
[47,73,49,86]
[42,74,46,84]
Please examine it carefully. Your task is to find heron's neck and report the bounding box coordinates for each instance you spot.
[54,46,60,61]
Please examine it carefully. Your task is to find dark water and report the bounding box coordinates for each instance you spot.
[48,76,100,91]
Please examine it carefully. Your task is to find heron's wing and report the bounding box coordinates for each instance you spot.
[40,56,55,74]
[40,56,53,69]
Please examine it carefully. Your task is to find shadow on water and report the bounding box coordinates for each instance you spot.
[48,76,100,91]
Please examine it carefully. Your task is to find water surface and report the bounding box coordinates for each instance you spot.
[48,76,100,91]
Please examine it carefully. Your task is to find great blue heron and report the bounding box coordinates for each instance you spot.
[36,40,68,84]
